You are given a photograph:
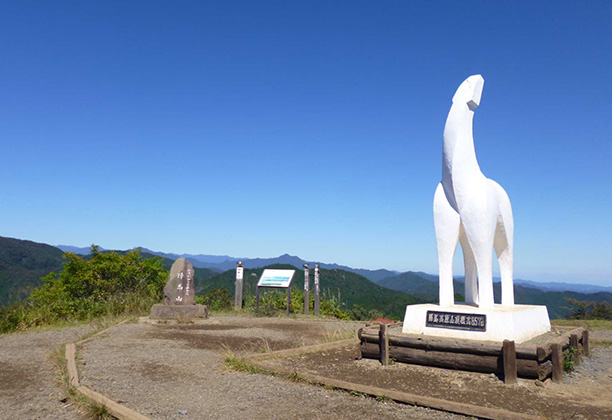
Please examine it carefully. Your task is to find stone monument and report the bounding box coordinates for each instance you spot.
[150,258,208,320]
[402,75,550,342]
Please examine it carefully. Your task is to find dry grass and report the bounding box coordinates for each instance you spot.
[551,319,612,331]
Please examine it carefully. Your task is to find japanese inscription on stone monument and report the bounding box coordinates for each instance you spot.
[425,310,486,332]
[163,258,195,305]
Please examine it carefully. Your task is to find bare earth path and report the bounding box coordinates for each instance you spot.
[0,325,94,420]
[79,317,473,420]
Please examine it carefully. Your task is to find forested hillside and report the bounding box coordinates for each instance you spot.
[200,264,424,319]
[0,236,65,305]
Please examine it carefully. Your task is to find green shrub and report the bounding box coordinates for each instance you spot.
[0,246,167,333]
[240,287,350,319]
[347,304,384,321]
[563,346,578,373]
[196,288,233,311]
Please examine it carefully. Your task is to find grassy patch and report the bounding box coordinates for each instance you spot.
[552,319,612,331]
[321,329,357,343]
[286,370,309,383]
[223,350,269,375]
[85,402,116,420]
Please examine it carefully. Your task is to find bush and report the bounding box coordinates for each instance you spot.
[347,304,385,321]
[0,246,168,333]
[566,299,612,320]
[240,287,351,319]
[196,288,233,311]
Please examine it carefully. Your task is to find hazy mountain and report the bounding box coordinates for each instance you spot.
[376,271,612,319]
[56,245,106,254]
[130,248,397,282]
[513,279,612,294]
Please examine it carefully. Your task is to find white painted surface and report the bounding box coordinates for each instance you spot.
[402,75,551,342]
[435,75,515,309]
[402,304,551,343]
[257,269,295,288]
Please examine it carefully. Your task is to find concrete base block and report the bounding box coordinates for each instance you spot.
[402,303,550,343]
[150,303,209,320]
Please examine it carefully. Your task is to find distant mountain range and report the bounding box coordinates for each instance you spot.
[1,237,610,319]
[55,244,611,295]
[55,245,398,283]
[375,271,612,319]
[56,245,612,293]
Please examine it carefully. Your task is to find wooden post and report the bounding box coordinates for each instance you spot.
[502,340,518,384]
[303,264,309,315]
[379,324,389,366]
[314,263,320,316]
[255,286,260,311]
[570,333,580,366]
[581,330,590,357]
[286,286,291,316]
[570,333,579,349]
[234,262,244,310]
[551,342,563,383]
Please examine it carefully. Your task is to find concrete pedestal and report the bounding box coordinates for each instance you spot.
[150,304,209,320]
[402,303,550,343]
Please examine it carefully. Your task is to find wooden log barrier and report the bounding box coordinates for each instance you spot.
[503,340,517,384]
[361,342,551,380]
[379,324,389,366]
[361,326,584,361]
[551,343,563,383]
[359,330,539,360]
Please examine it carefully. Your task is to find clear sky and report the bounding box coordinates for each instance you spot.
[1,1,611,285]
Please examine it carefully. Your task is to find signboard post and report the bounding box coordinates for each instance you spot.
[303,264,310,315]
[255,269,296,316]
[314,263,320,316]
[234,261,244,310]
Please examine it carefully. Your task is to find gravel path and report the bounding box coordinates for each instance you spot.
[565,345,612,384]
[79,317,472,420]
[0,325,94,420]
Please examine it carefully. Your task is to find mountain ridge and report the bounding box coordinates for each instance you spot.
[54,244,610,294]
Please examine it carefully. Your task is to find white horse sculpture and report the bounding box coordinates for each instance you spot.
[434,75,514,309]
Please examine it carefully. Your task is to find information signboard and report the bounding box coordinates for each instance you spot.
[257,269,295,288]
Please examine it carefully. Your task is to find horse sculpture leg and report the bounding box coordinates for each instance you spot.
[459,231,478,305]
[491,180,514,306]
[460,196,496,310]
[434,183,460,307]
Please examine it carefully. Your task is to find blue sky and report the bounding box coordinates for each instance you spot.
[1,1,610,285]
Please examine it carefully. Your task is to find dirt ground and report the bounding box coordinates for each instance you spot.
[3,316,609,420]
[261,334,612,420]
[0,325,94,420]
[78,316,474,420]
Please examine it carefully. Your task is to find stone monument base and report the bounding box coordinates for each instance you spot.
[402,303,550,343]
[150,304,209,320]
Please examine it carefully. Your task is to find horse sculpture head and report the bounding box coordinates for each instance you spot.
[452,74,484,111]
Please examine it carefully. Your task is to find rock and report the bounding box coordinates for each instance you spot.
[163,258,195,305]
